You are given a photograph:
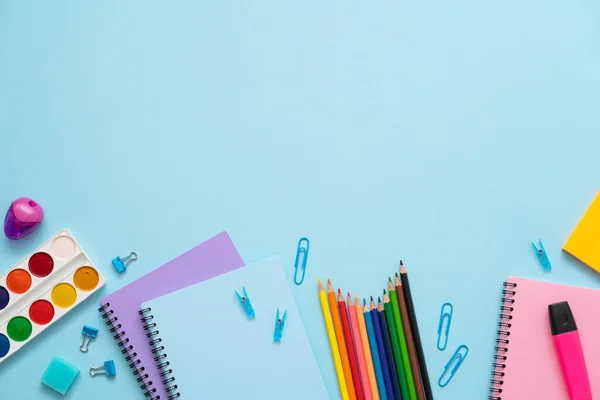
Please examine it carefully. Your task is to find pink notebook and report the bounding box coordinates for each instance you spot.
[489,277,600,399]
[99,231,244,400]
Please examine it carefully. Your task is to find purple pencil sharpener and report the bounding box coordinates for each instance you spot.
[4,197,44,240]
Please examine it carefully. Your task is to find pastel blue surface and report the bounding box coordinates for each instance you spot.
[142,256,328,399]
[0,1,599,399]
[41,357,80,396]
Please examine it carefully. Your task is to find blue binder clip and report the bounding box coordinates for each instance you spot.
[112,251,138,273]
[438,345,468,387]
[80,325,98,353]
[437,302,453,351]
[293,238,309,285]
[532,239,552,271]
[90,360,116,378]
[273,309,287,343]
[235,286,255,319]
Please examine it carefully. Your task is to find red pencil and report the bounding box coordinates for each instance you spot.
[338,289,365,400]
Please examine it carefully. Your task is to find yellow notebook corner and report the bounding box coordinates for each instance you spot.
[564,191,600,273]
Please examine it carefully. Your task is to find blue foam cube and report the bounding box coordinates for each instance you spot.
[41,356,80,395]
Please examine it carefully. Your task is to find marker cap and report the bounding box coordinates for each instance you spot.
[549,301,577,335]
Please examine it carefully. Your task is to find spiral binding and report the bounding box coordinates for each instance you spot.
[99,303,163,400]
[488,281,518,400]
[139,307,181,400]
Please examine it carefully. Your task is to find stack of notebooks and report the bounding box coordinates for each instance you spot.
[99,232,328,399]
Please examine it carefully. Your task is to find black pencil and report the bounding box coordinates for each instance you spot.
[400,261,434,400]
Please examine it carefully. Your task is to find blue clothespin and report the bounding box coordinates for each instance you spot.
[273,309,287,343]
[293,238,310,285]
[112,251,138,273]
[437,303,453,351]
[80,325,98,352]
[235,286,256,319]
[90,360,116,378]
[438,345,469,387]
[532,239,552,271]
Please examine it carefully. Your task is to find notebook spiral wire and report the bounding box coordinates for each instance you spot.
[139,307,181,400]
[98,303,161,398]
[488,281,517,400]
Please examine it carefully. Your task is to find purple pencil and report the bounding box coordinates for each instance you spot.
[370,297,397,400]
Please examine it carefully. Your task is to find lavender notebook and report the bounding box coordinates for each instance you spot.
[99,231,244,400]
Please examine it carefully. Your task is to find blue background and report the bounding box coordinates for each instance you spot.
[1,1,599,399]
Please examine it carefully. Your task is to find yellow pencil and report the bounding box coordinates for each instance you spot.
[319,280,350,400]
[355,296,380,400]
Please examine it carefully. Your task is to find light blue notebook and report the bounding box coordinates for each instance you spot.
[141,256,328,399]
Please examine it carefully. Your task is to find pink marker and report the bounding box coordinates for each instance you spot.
[549,301,592,400]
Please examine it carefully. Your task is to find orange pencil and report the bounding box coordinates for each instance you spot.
[348,294,373,400]
[356,296,380,400]
[328,280,357,400]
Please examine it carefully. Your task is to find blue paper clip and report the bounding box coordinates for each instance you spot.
[90,360,116,377]
[80,325,98,353]
[112,251,138,273]
[235,286,256,319]
[294,238,310,285]
[437,302,453,351]
[438,345,469,387]
[532,239,552,271]
[273,309,287,343]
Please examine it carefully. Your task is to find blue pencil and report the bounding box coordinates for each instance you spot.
[371,298,397,400]
[377,299,403,400]
[365,299,389,400]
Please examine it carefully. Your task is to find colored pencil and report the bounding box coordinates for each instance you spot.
[377,299,403,400]
[362,299,385,400]
[339,290,365,400]
[395,274,426,400]
[356,297,380,400]
[370,298,396,400]
[328,281,357,400]
[349,295,373,400]
[400,262,433,400]
[383,291,410,400]
[388,280,417,400]
[318,280,350,400]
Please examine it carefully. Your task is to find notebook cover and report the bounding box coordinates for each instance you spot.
[141,256,329,399]
[564,191,600,273]
[489,277,600,399]
[99,231,244,400]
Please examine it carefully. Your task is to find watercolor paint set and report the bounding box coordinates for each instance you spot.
[0,230,105,364]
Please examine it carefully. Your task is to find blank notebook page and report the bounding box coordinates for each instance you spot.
[497,277,600,399]
[143,256,328,399]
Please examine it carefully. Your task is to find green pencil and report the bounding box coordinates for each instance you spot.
[383,290,410,400]
[389,279,417,400]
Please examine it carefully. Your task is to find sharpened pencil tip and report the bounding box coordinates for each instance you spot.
[395,272,399,278]
[327,278,331,284]
[337,288,341,294]
[378,296,381,302]
[363,299,366,306]
[400,260,403,265]
[370,296,374,301]
[383,289,387,294]
[388,277,392,282]
[348,292,351,297]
